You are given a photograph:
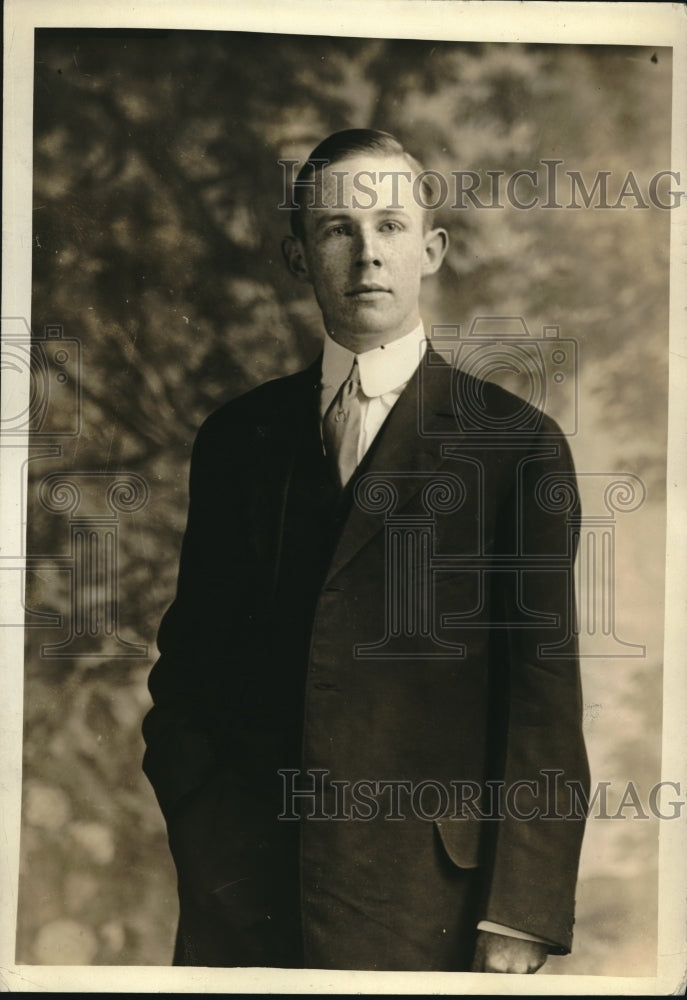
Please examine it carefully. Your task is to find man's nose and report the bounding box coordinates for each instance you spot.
[354,227,382,267]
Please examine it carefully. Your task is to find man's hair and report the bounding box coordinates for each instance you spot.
[289,128,435,241]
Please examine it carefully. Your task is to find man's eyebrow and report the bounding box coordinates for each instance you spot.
[376,208,413,219]
[313,212,351,224]
[312,208,413,228]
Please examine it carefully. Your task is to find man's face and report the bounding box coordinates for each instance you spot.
[286,153,448,353]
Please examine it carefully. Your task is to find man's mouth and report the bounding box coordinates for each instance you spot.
[345,284,391,296]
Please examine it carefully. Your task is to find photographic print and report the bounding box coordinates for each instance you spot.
[1,1,685,993]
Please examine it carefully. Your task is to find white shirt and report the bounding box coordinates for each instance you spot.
[319,321,427,463]
[319,322,551,948]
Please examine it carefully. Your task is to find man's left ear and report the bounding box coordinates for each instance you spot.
[421,227,449,277]
[282,235,311,282]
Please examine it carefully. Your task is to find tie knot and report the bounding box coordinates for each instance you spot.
[340,358,362,403]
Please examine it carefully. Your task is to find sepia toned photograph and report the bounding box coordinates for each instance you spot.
[1,1,686,993]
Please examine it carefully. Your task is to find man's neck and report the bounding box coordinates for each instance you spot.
[327,318,422,355]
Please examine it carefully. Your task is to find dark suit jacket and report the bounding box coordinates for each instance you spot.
[142,349,589,970]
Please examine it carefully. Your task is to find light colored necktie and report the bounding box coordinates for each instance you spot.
[322,358,362,487]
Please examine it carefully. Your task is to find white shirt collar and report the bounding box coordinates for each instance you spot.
[321,321,427,399]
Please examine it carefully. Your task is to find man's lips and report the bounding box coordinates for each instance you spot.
[345,285,391,296]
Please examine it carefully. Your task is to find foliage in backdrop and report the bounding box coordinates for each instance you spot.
[18,30,670,970]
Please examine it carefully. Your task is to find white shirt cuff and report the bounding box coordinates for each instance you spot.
[477,920,552,945]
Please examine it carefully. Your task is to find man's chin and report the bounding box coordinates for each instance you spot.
[333,327,409,353]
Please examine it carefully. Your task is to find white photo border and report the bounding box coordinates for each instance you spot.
[2,0,686,994]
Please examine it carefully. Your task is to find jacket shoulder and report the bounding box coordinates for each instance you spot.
[195,360,320,442]
[454,366,567,439]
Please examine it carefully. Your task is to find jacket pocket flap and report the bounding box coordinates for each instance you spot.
[434,817,482,870]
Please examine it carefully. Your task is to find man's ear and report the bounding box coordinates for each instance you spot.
[421,227,449,277]
[282,235,311,282]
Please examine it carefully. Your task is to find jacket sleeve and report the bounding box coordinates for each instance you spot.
[141,399,305,927]
[478,421,590,953]
[142,411,244,824]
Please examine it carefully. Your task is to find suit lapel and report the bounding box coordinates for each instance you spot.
[325,349,460,584]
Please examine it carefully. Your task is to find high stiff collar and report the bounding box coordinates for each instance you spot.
[321,321,427,398]
[249,345,463,587]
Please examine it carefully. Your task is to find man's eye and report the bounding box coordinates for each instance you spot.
[380,221,402,232]
[328,225,348,236]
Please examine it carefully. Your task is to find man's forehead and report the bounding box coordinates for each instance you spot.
[315,152,424,213]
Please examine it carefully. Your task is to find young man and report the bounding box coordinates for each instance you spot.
[142,129,589,973]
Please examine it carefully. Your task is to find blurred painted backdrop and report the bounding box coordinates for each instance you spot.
[17,30,670,973]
